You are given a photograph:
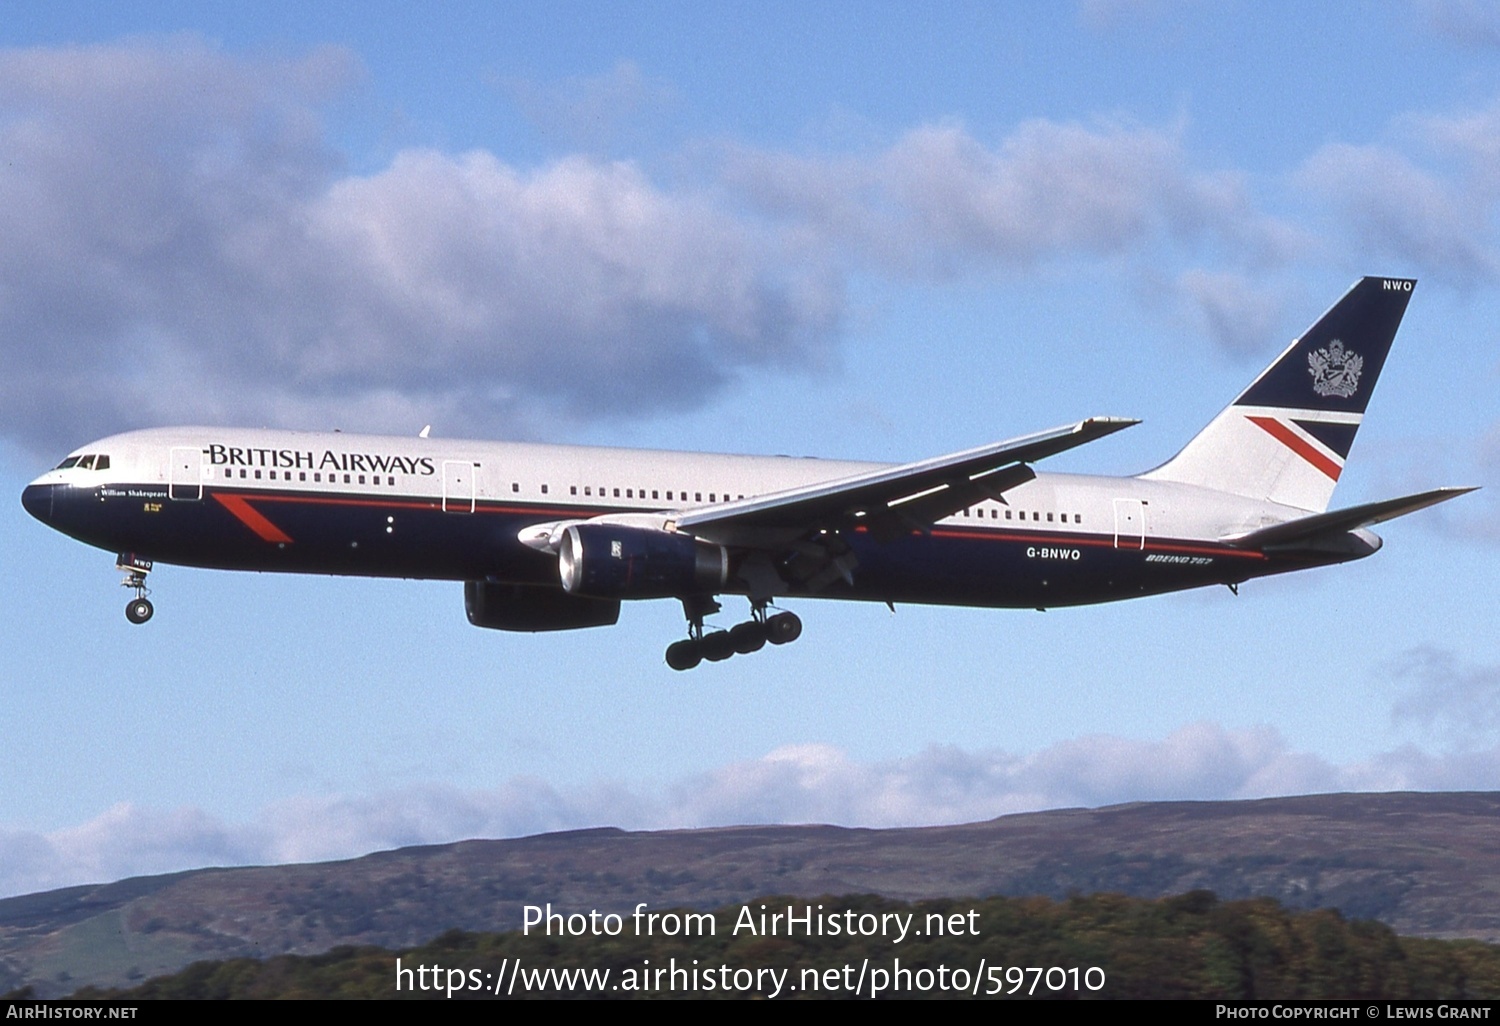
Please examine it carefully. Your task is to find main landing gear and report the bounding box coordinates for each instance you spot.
[665,596,802,671]
[117,553,154,624]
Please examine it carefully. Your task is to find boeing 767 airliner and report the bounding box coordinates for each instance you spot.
[21,277,1473,669]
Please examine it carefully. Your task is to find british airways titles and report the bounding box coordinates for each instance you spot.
[206,444,436,477]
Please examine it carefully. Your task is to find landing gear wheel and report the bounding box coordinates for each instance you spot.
[665,639,702,671]
[730,620,768,654]
[700,630,735,662]
[126,597,154,624]
[766,611,802,645]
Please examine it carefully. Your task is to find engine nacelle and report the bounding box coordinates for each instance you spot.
[464,581,620,632]
[558,524,729,599]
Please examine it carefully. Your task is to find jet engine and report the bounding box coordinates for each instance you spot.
[558,524,729,599]
[465,581,620,632]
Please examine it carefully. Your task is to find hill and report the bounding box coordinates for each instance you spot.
[3,791,1498,997]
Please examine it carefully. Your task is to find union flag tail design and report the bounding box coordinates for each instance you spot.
[1142,276,1417,513]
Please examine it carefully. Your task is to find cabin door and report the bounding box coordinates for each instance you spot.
[169,447,203,501]
[1112,498,1145,550]
[443,460,475,513]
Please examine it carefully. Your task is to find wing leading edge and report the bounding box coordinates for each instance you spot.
[675,417,1138,546]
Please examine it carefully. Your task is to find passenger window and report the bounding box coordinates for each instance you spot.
[1075,514,1082,524]
[652,490,659,500]
[1047,512,1053,522]
[570,486,578,496]
[541,484,549,494]
[584,486,592,496]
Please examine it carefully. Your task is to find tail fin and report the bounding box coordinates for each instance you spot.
[1141,276,1417,512]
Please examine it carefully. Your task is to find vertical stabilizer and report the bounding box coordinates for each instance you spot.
[1141,276,1416,512]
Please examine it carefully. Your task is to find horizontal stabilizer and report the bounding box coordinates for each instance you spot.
[1224,486,1477,549]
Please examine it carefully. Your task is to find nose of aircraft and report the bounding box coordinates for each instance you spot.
[21,482,53,522]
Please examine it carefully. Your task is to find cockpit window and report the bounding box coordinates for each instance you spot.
[52,454,110,471]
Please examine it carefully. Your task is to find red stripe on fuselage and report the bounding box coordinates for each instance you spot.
[1247,416,1342,481]
[213,492,294,543]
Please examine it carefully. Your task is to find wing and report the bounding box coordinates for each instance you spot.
[675,417,1138,547]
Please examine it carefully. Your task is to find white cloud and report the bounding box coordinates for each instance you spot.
[1297,141,1498,283]
[0,40,842,453]
[1389,646,1500,747]
[722,119,1298,280]
[6,722,1500,899]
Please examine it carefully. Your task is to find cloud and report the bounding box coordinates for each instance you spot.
[7,722,1500,899]
[0,38,1379,457]
[0,40,841,454]
[1294,94,1500,286]
[722,119,1298,280]
[1169,269,1293,356]
[1389,646,1500,748]
[1424,0,1500,49]
[1297,142,1498,283]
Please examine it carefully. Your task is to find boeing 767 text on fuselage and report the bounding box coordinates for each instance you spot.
[21,277,1473,669]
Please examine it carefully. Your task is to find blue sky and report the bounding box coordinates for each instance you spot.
[0,2,1497,897]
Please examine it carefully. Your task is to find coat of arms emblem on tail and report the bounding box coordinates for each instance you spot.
[1308,339,1363,398]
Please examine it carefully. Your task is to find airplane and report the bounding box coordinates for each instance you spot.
[20,276,1474,670]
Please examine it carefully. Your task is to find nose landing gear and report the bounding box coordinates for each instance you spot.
[117,554,154,624]
[665,597,802,671]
